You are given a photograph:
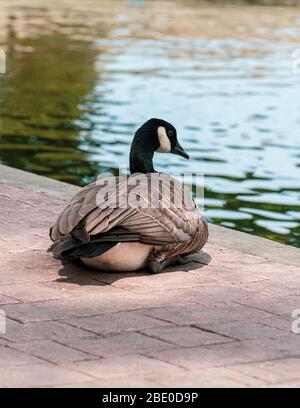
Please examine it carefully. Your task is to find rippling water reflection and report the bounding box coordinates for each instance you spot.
[0,0,300,246]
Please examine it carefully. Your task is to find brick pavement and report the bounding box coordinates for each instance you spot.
[0,170,300,387]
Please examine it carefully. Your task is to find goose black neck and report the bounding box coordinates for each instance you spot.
[130,147,155,174]
[129,134,156,174]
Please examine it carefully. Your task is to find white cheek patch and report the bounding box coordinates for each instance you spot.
[157,126,171,153]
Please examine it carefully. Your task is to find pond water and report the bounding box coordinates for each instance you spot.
[1,0,300,247]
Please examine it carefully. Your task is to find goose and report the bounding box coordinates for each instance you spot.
[49,118,208,273]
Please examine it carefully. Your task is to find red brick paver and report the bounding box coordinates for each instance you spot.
[0,179,300,387]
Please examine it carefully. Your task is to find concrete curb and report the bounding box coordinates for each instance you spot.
[1,164,299,267]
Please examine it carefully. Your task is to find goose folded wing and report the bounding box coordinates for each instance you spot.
[50,174,204,246]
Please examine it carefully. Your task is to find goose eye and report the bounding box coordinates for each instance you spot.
[167,130,174,138]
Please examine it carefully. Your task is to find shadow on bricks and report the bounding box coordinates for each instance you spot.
[55,251,212,286]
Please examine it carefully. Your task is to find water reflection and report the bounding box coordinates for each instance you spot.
[0,0,300,247]
[0,26,101,184]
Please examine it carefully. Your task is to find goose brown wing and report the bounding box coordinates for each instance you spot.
[50,176,132,241]
[50,173,204,246]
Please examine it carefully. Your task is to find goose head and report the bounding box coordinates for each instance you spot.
[130,118,189,174]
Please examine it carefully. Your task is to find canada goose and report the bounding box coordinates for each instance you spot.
[49,118,208,273]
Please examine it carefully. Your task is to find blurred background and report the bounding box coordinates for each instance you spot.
[0,0,300,247]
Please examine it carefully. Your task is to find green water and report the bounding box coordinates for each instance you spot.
[1,1,300,247]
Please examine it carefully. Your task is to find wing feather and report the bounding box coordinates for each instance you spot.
[50,173,206,250]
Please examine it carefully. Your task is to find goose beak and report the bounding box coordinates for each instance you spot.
[172,141,189,160]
